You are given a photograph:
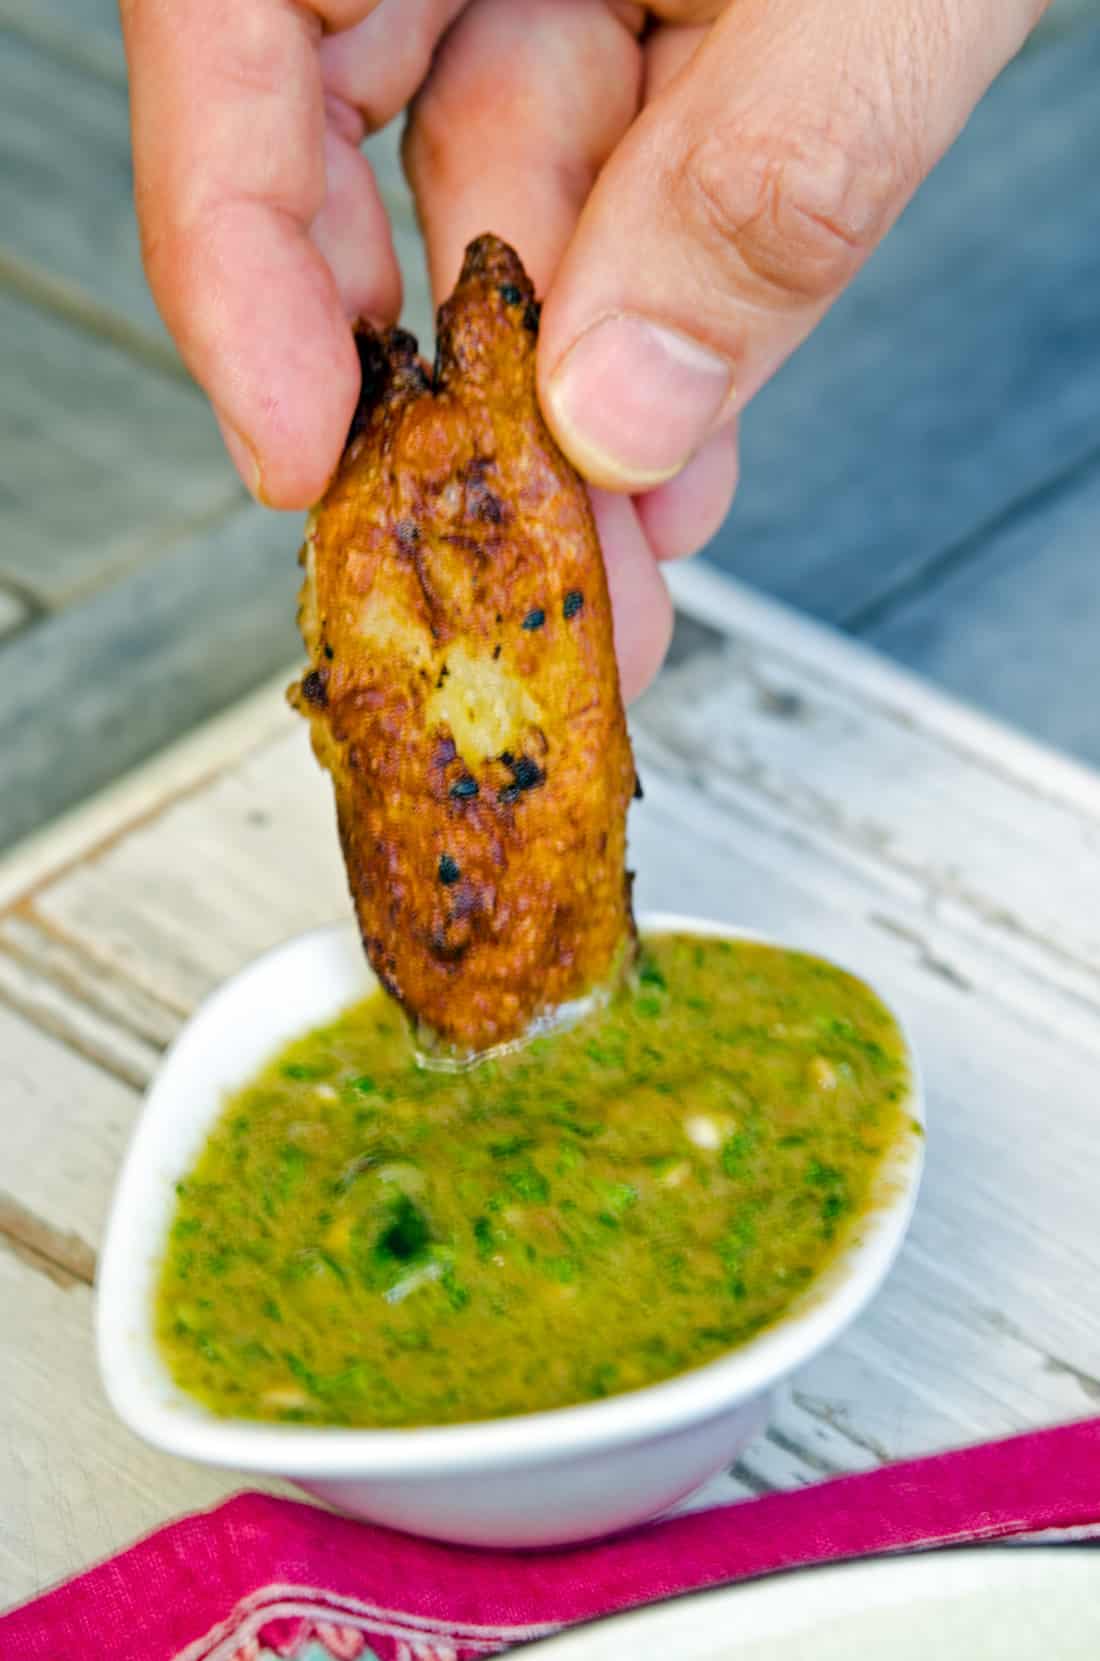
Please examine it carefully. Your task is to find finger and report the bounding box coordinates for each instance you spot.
[540,0,1048,491]
[122,0,401,508]
[403,0,667,690]
[635,421,738,561]
[319,0,471,130]
[309,117,400,323]
[403,0,644,301]
[590,489,674,702]
[643,19,708,99]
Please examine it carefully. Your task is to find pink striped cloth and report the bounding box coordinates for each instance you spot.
[4,1418,1099,1661]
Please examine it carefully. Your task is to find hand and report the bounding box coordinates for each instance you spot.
[123,0,1047,701]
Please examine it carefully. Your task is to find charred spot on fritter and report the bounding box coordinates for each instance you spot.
[465,459,506,526]
[348,327,429,445]
[498,753,544,803]
[301,668,328,708]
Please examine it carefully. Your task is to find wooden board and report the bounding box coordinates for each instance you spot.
[2,566,1100,1606]
[0,286,242,610]
[0,1248,291,1611]
[864,454,1100,766]
[0,27,162,344]
[0,501,305,853]
[703,19,1100,627]
[0,30,433,357]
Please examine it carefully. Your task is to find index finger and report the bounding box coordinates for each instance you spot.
[121,0,401,507]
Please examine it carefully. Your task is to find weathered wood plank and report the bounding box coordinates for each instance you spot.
[0,912,181,1052]
[11,747,1100,1519]
[0,999,139,1256]
[0,287,241,609]
[647,568,1100,1022]
[8,717,1100,1500]
[0,28,159,338]
[705,19,1100,626]
[0,673,295,912]
[0,938,163,1090]
[0,502,305,853]
[5,564,1100,1593]
[0,1249,289,1609]
[11,685,1100,1478]
[863,455,1100,767]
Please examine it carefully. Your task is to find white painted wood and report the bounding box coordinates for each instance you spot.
[0,939,162,1090]
[0,671,294,912]
[0,1249,289,1610]
[0,914,182,1052]
[0,1000,140,1256]
[662,564,1100,1013]
[4,564,1100,1608]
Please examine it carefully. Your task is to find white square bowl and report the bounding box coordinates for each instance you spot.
[97,913,924,1548]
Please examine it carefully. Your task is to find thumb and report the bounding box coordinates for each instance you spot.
[539,0,1045,492]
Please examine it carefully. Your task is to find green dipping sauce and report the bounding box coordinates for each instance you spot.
[156,933,916,1428]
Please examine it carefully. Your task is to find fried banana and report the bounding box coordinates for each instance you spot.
[291,235,636,1055]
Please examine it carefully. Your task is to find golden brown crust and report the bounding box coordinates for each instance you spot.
[291,236,636,1053]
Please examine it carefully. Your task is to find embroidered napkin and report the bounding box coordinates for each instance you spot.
[3,1417,1098,1661]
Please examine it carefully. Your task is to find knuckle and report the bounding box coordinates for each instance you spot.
[678,103,907,308]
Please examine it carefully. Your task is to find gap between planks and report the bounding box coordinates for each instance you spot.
[667,563,1100,825]
[844,439,1100,636]
[0,246,189,386]
[0,1193,95,1289]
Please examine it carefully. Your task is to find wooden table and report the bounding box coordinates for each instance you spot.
[3,560,1100,1610]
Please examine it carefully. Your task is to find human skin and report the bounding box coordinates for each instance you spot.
[120,0,1048,701]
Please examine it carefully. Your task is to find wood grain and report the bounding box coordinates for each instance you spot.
[864,455,1100,766]
[0,502,305,853]
[0,28,159,339]
[3,565,1100,1598]
[0,286,241,610]
[0,1249,290,1609]
[1,569,1098,1567]
[0,998,138,1258]
[0,31,434,357]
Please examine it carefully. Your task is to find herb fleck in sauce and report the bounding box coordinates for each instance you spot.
[156,934,914,1427]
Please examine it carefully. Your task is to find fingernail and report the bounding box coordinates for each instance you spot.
[547,315,733,490]
[215,411,263,500]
